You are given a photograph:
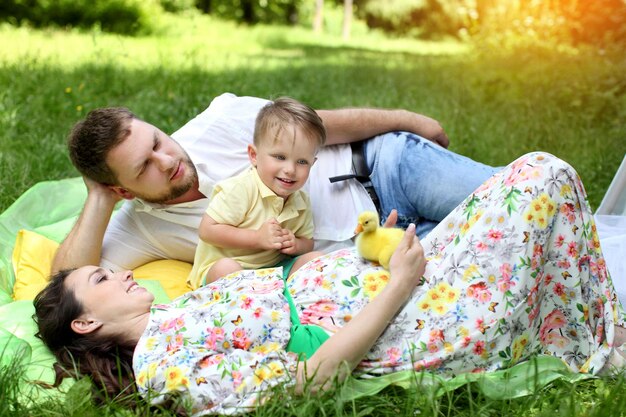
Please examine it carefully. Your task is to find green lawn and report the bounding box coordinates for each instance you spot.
[1,14,626,417]
[1,17,625,213]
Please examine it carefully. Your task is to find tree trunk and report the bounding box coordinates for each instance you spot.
[313,0,324,33]
[286,0,298,25]
[342,0,353,40]
[197,0,211,14]
[241,0,255,24]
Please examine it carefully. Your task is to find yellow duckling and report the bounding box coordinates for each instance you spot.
[354,211,404,270]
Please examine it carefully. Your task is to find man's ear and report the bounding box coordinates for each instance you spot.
[71,317,102,335]
[109,185,136,200]
[248,144,258,167]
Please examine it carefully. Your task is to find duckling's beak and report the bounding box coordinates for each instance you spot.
[354,224,363,234]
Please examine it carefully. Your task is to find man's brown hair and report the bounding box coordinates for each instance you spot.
[254,97,326,148]
[67,107,136,185]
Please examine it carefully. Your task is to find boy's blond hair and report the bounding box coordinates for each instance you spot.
[254,97,326,148]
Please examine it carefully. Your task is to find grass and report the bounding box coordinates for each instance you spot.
[1,16,625,213]
[1,12,626,417]
[4,359,626,417]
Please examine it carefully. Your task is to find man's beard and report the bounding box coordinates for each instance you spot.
[134,158,199,204]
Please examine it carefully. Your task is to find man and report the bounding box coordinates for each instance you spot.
[52,93,497,273]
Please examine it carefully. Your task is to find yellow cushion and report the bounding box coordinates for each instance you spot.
[134,260,192,299]
[12,230,57,301]
[11,229,192,301]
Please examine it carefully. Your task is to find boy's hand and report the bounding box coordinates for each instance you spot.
[257,218,283,250]
[280,229,298,255]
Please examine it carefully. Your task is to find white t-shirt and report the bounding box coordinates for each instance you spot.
[101,93,376,271]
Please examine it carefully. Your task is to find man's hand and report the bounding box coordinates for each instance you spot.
[83,176,123,205]
[429,130,450,148]
[402,111,450,148]
[256,218,284,250]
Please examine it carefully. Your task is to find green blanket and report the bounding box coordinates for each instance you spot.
[0,178,594,405]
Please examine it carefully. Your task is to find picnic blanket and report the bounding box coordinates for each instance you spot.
[0,177,600,406]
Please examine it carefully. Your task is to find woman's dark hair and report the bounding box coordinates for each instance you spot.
[33,269,137,404]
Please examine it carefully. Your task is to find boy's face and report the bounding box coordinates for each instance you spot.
[248,125,318,199]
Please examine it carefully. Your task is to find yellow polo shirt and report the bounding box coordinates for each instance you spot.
[188,167,314,288]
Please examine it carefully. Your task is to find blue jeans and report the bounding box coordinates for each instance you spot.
[364,132,500,238]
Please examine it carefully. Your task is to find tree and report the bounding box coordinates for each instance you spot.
[313,0,324,33]
[343,0,352,39]
[197,0,211,13]
[241,0,255,23]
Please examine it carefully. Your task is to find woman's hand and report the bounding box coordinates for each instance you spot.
[388,223,425,293]
[382,209,398,228]
[296,224,426,393]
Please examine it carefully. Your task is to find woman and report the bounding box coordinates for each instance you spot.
[34,153,626,415]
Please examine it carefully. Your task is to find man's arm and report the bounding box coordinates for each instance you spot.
[317,108,449,148]
[51,179,121,274]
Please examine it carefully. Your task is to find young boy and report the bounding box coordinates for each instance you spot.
[187,97,325,288]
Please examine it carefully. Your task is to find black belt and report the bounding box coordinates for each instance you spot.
[328,141,381,212]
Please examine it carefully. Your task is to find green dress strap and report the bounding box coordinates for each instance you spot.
[275,258,330,359]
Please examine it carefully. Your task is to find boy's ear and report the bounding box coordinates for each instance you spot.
[71,317,102,335]
[248,144,258,167]
[109,185,136,200]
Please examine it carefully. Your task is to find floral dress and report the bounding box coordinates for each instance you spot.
[134,268,298,415]
[134,152,625,415]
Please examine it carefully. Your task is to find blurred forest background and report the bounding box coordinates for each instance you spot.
[2,0,626,45]
[1,3,626,416]
[0,0,625,213]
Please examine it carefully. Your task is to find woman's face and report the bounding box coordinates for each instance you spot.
[66,266,154,329]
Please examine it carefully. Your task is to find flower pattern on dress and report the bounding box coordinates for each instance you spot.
[133,153,625,416]
[134,268,297,416]
[290,153,624,378]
